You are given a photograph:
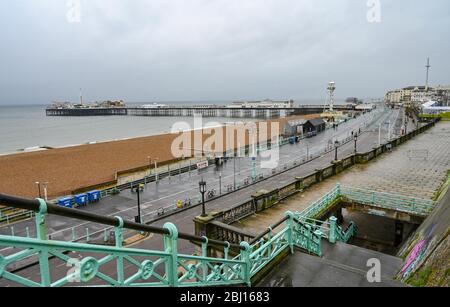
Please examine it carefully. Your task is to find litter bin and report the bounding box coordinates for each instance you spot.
[74,193,88,207]
[87,190,101,203]
[58,197,73,208]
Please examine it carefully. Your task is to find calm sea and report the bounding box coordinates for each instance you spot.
[0,100,327,155]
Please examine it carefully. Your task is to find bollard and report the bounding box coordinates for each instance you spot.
[72,227,76,241]
[26,227,30,238]
[86,228,90,242]
[163,222,179,287]
[239,242,251,287]
[329,216,337,244]
[10,226,14,237]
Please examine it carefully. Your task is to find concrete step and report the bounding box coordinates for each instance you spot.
[320,241,404,279]
[256,242,405,287]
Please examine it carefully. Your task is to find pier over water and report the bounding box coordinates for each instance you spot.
[46,105,355,118]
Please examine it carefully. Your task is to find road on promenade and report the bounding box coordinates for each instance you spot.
[0,106,417,286]
[0,106,402,243]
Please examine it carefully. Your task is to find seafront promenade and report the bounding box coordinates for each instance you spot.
[0,114,319,199]
[0,108,395,241]
[0,108,446,287]
[235,121,450,235]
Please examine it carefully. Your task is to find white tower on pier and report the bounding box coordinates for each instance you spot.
[425,58,431,90]
[79,88,84,105]
[327,81,336,112]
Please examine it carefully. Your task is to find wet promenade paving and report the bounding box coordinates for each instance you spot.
[235,121,450,235]
[0,109,431,286]
[0,107,395,241]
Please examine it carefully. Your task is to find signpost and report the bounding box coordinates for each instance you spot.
[196,160,209,170]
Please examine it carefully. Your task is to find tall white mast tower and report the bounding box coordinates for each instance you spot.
[425,58,431,90]
[327,81,336,112]
[79,88,83,105]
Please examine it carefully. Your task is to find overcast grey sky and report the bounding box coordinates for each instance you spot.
[1,0,449,105]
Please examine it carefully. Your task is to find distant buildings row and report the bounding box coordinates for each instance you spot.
[51,100,126,109]
[385,85,450,106]
[229,99,295,108]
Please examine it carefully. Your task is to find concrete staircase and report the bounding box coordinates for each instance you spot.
[257,241,405,287]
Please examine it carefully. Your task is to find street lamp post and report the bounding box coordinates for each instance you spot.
[154,158,159,184]
[378,123,382,146]
[219,173,222,195]
[199,179,207,217]
[133,185,142,223]
[233,154,236,190]
[35,182,42,198]
[334,140,339,161]
[387,121,391,141]
[42,182,49,201]
[354,134,358,154]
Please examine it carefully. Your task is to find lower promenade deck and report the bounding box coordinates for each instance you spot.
[234,121,450,238]
[0,114,318,199]
[0,112,445,287]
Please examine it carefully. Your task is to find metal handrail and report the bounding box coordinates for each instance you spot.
[0,193,243,251]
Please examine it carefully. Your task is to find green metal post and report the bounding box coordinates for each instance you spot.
[329,216,337,244]
[267,227,273,256]
[201,236,208,282]
[224,242,230,260]
[163,222,179,287]
[336,182,341,196]
[239,241,251,287]
[223,241,230,279]
[305,224,311,251]
[114,216,125,285]
[314,230,322,257]
[35,198,51,286]
[285,211,295,254]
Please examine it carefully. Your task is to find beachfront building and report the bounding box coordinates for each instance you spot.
[303,118,326,134]
[385,90,402,104]
[421,100,450,114]
[229,99,295,108]
[283,119,307,137]
[385,85,450,106]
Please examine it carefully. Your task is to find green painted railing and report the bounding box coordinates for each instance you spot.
[298,185,342,219]
[3,181,433,287]
[0,194,336,287]
[340,186,435,217]
[0,196,248,287]
[297,184,434,219]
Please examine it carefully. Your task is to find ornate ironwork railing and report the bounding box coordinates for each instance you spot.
[340,186,435,216]
[2,181,432,287]
[0,193,339,287]
[0,194,247,287]
[298,185,342,219]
